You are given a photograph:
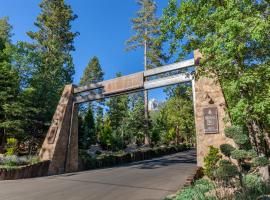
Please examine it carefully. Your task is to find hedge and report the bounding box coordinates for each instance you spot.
[79,144,191,171]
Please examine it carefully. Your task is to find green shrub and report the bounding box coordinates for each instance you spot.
[203,146,221,179]
[231,149,249,160]
[251,157,269,167]
[247,149,257,159]
[233,133,249,145]
[5,138,18,156]
[224,126,243,138]
[243,174,264,191]
[215,160,238,182]
[220,144,235,157]
[173,179,216,200]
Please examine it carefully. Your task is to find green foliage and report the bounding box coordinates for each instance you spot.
[224,125,249,146]
[78,56,104,150]
[233,133,249,146]
[252,157,269,167]
[215,160,238,182]
[212,126,270,192]
[0,155,39,167]
[5,138,18,156]
[220,144,235,157]
[126,0,165,69]
[150,84,195,145]
[160,0,270,156]
[99,119,113,150]
[224,126,243,139]
[165,94,195,144]
[171,179,215,200]
[231,149,249,160]
[13,0,79,145]
[203,146,221,179]
[243,174,264,192]
[79,107,96,149]
[0,17,25,144]
[79,56,104,85]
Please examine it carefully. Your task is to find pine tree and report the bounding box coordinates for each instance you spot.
[106,73,129,131]
[80,56,104,85]
[126,93,145,145]
[79,56,104,148]
[26,0,78,136]
[126,0,164,144]
[80,107,96,148]
[0,18,21,146]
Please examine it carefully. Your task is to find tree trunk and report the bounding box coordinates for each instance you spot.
[144,36,149,145]
[247,120,270,180]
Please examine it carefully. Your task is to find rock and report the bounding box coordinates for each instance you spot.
[125,144,137,153]
[86,144,103,156]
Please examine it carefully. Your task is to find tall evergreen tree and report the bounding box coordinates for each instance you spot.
[80,56,104,85]
[79,107,96,148]
[106,73,129,131]
[126,0,164,143]
[79,56,104,148]
[0,18,21,146]
[126,93,145,145]
[26,0,78,136]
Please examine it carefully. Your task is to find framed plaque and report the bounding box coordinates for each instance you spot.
[203,107,219,134]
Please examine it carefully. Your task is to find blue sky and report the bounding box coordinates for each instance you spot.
[0,0,176,101]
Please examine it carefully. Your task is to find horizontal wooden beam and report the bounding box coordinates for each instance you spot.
[74,93,105,104]
[74,74,192,103]
[144,59,194,77]
[74,60,194,94]
[74,82,104,94]
[144,73,192,90]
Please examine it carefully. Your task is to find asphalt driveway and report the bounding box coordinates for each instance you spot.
[0,149,197,200]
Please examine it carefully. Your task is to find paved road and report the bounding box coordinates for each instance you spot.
[0,150,196,200]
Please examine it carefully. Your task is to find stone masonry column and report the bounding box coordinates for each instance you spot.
[194,50,234,167]
[39,84,78,175]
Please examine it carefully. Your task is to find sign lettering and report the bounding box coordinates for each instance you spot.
[203,107,219,134]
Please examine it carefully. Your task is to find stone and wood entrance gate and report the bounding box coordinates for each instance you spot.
[39,50,233,175]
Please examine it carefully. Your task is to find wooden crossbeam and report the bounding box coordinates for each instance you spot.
[144,73,192,90]
[144,59,194,77]
[74,93,105,104]
[74,82,104,94]
[73,59,194,103]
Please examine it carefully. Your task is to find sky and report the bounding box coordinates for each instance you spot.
[0,0,177,101]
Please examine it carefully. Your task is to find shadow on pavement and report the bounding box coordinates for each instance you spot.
[132,151,197,170]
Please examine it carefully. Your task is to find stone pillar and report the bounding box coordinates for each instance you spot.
[65,103,78,173]
[194,50,234,167]
[39,84,78,175]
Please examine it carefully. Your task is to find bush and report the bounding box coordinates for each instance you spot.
[231,149,249,160]
[252,157,269,167]
[172,179,215,200]
[0,155,39,167]
[243,174,264,191]
[203,146,221,179]
[215,160,238,183]
[5,138,18,156]
[203,126,270,199]
[220,144,235,157]
[224,126,243,138]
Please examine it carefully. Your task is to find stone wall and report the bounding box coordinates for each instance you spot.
[194,50,235,167]
[0,161,50,180]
